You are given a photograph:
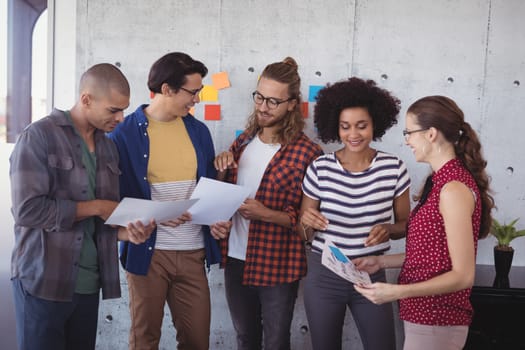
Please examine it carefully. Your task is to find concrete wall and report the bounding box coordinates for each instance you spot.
[2,0,525,349]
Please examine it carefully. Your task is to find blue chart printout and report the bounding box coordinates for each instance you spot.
[321,240,372,285]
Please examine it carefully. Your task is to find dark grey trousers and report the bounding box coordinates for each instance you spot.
[303,250,396,350]
[224,257,299,350]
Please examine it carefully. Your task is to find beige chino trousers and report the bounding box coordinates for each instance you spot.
[126,248,210,350]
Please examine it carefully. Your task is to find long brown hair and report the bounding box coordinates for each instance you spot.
[244,57,305,145]
[407,95,495,238]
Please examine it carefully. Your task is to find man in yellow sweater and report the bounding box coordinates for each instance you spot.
[109,52,221,350]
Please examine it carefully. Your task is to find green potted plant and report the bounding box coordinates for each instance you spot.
[490,218,525,288]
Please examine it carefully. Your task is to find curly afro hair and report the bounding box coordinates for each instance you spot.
[313,77,401,143]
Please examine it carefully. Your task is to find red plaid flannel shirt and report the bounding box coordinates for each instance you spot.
[220,131,323,286]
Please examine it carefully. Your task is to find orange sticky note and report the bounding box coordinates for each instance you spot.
[212,72,231,90]
[199,85,219,102]
[301,102,309,118]
[204,104,221,120]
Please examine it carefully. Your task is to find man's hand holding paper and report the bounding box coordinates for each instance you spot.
[161,212,193,228]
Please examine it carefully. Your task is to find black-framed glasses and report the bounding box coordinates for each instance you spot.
[179,86,204,96]
[403,128,429,140]
[252,91,293,109]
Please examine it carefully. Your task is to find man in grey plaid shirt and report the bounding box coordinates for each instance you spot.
[9,63,155,350]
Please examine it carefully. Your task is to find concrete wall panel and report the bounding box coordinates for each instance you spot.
[78,0,222,110]
[353,0,490,193]
[479,0,525,265]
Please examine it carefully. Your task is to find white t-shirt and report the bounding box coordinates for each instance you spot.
[228,135,280,260]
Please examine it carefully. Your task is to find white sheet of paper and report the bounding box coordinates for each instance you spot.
[105,197,198,226]
[188,177,251,225]
[321,239,372,285]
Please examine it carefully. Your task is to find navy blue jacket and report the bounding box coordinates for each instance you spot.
[108,104,221,275]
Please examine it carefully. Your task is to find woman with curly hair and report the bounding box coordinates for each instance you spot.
[354,96,494,350]
[299,77,411,350]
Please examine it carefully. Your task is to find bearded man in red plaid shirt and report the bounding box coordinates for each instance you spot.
[211,57,323,350]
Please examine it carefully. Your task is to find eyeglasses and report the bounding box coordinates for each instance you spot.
[252,91,293,109]
[179,86,204,97]
[403,128,429,140]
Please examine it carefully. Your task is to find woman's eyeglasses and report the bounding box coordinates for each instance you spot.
[402,128,429,140]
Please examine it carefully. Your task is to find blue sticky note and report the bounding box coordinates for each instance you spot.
[308,85,323,102]
[329,245,349,263]
[235,129,243,138]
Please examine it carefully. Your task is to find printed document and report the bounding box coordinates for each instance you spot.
[321,239,372,285]
[105,197,198,226]
[189,177,251,225]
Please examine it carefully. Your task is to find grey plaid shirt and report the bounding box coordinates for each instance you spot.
[10,109,121,302]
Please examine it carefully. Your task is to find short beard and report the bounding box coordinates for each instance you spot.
[257,111,287,129]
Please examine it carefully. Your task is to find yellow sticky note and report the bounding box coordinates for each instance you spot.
[212,72,231,90]
[199,85,219,102]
